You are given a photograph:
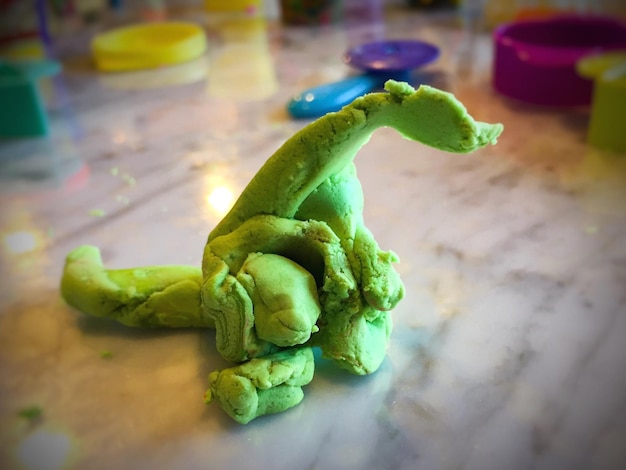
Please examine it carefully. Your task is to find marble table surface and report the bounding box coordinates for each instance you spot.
[1,6,626,470]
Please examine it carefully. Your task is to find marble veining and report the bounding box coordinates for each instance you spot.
[1,5,625,470]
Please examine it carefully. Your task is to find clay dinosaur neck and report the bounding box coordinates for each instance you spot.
[208,80,503,242]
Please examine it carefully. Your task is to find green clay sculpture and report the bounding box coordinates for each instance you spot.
[61,81,503,424]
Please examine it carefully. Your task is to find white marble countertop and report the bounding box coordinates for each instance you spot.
[1,6,626,470]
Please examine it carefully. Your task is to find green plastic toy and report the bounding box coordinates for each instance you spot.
[0,58,60,137]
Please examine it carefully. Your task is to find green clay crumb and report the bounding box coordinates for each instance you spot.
[100,350,113,359]
[90,209,105,217]
[18,405,43,422]
[122,173,136,186]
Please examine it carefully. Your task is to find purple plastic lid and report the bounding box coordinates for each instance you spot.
[343,40,440,72]
[493,14,626,107]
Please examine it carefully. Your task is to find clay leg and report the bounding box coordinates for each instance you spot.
[200,251,273,363]
[296,164,404,312]
[313,304,393,375]
[352,225,404,312]
[237,253,320,347]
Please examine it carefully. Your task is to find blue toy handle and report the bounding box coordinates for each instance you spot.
[287,74,384,119]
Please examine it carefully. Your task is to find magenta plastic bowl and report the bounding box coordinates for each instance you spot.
[493,15,626,107]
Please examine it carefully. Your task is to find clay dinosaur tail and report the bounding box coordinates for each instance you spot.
[60,245,214,328]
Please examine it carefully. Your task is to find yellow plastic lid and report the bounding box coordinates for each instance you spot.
[91,22,207,72]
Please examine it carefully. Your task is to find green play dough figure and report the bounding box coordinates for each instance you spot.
[60,81,503,423]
